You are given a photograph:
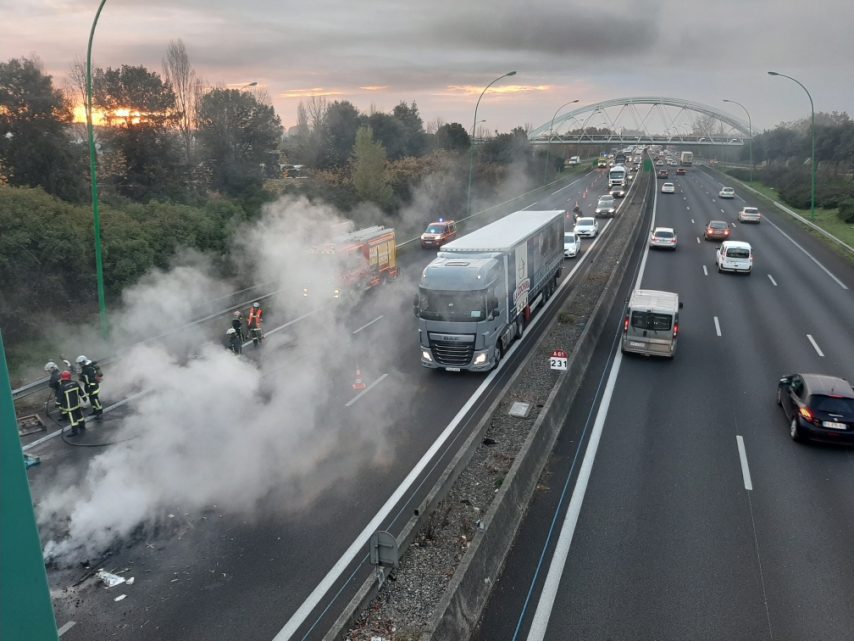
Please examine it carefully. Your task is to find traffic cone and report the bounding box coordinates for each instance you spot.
[352,368,367,391]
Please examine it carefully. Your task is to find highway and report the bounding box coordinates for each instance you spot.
[474,165,854,641]
[33,168,621,640]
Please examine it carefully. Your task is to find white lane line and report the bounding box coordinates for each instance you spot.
[767,274,778,287]
[686,206,691,211]
[720,208,726,214]
[526,351,624,641]
[58,621,76,636]
[696,237,701,244]
[702,265,708,276]
[264,307,324,337]
[806,334,825,357]
[731,222,737,228]
[736,436,753,491]
[714,316,722,336]
[352,315,384,335]
[691,218,694,224]
[762,216,848,290]
[345,372,389,407]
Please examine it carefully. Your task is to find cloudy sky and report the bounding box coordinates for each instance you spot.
[2,0,850,134]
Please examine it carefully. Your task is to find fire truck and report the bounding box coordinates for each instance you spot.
[304,225,398,301]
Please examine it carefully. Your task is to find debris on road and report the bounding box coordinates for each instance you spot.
[96,570,126,588]
[114,594,127,602]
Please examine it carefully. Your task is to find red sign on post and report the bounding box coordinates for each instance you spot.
[549,350,568,371]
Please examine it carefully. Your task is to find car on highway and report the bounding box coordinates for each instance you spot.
[595,195,616,217]
[574,216,599,238]
[716,240,752,274]
[738,206,761,223]
[649,227,677,250]
[420,219,457,248]
[719,186,735,199]
[621,289,682,358]
[704,220,731,241]
[676,167,686,175]
[660,182,675,194]
[563,231,581,258]
[657,169,669,179]
[777,373,854,443]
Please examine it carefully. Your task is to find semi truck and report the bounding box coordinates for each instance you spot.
[415,210,564,372]
[303,225,398,302]
[680,151,693,166]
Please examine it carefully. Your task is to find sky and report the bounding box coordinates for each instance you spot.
[1,0,851,135]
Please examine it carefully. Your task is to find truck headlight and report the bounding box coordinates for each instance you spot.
[422,350,433,362]
[333,289,340,299]
[474,353,487,365]
[303,288,309,297]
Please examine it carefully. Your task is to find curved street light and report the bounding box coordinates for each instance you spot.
[544,99,579,185]
[768,71,816,221]
[722,98,753,182]
[86,0,109,339]
[466,71,516,216]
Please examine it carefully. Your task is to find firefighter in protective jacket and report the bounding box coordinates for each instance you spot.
[58,370,87,435]
[76,355,103,418]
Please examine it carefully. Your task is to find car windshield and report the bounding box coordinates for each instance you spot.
[577,217,594,226]
[809,395,854,416]
[630,311,672,331]
[654,230,674,239]
[743,208,758,214]
[425,225,447,234]
[709,221,728,229]
[564,233,576,242]
[721,188,733,193]
[418,288,486,322]
[726,247,750,258]
[598,199,613,206]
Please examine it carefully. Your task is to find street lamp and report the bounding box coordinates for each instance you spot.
[544,99,579,185]
[86,0,109,340]
[722,98,753,182]
[768,71,816,221]
[466,70,516,216]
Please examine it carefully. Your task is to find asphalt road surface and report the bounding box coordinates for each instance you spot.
[475,167,854,641]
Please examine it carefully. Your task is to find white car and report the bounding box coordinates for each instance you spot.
[563,231,581,258]
[738,206,761,223]
[649,227,677,250]
[716,240,753,274]
[719,186,735,199]
[661,182,675,194]
[574,217,599,238]
[595,195,616,216]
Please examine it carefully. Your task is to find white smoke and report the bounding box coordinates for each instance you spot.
[39,196,417,564]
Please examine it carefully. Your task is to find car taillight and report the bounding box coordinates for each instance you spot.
[799,406,815,423]
[673,323,679,337]
[623,316,629,332]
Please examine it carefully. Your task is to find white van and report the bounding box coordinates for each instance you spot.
[621,289,682,358]
[716,240,752,274]
[567,155,580,166]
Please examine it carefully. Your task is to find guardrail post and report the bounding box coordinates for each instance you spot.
[0,330,59,641]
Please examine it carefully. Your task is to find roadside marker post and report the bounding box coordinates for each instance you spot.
[549,349,568,371]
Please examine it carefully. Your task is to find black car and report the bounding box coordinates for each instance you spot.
[657,169,669,179]
[777,373,854,443]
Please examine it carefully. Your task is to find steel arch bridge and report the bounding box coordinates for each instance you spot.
[528,96,751,146]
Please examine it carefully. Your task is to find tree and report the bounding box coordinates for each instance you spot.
[93,65,183,202]
[392,101,427,158]
[196,88,283,196]
[0,57,86,202]
[162,39,201,165]
[321,100,361,168]
[435,122,470,152]
[361,112,406,160]
[351,126,392,208]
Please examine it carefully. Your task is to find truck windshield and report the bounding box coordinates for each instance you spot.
[425,225,447,234]
[419,288,486,321]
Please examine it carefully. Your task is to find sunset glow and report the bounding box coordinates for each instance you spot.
[280,87,344,99]
[72,105,146,126]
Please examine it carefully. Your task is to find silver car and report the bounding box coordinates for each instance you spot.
[595,195,616,217]
[563,231,581,258]
[738,206,761,223]
[574,217,599,238]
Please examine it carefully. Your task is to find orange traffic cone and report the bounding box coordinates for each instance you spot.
[352,368,367,391]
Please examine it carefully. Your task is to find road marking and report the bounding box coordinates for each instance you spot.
[58,621,76,637]
[714,316,722,336]
[806,334,825,357]
[702,265,708,276]
[767,274,778,287]
[731,222,737,227]
[720,208,726,213]
[345,372,389,407]
[736,436,753,491]
[762,216,848,290]
[352,315,384,335]
[696,237,700,244]
[264,307,323,337]
[691,218,694,223]
[686,205,690,211]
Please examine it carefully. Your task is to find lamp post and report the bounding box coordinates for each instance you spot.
[768,71,816,221]
[466,71,516,216]
[722,98,753,182]
[544,99,579,185]
[86,0,109,340]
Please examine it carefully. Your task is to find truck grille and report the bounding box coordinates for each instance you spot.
[430,340,474,366]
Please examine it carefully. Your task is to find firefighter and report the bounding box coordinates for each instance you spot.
[247,301,264,346]
[76,355,103,419]
[44,361,63,412]
[58,370,87,435]
[225,327,242,355]
[231,310,245,342]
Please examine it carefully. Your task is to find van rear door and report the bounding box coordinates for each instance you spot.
[625,310,677,356]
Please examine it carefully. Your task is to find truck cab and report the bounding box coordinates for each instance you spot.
[421,219,457,249]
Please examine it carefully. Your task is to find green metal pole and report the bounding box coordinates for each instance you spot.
[768,71,816,221]
[0,331,59,641]
[87,0,109,339]
[466,71,516,216]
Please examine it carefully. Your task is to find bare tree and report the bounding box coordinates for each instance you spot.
[66,56,87,112]
[162,39,197,163]
[305,95,327,130]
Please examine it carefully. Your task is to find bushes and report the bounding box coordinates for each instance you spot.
[839,198,854,224]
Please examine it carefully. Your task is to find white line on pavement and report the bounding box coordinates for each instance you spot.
[345,373,389,407]
[714,316,722,336]
[761,216,848,290]
[720,208,726,213]
[703,265,708,276]
[731,222,737,227]
[696,237,701,244]
[691,218,695,223]
[57,621,76,636]
[767,274,778,287]
[806,334,825,357]
[736,436,753,491]
[352,315,384,335]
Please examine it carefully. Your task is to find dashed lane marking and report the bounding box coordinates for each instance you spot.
[806,334,825,357]
[703,265,708,276]
[736,436,753,491]
[352,315,384,335]
[767,274,778,287]
[714,316,722,336]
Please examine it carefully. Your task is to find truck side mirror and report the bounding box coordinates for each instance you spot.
[488,296,499,318]
[679,302,684,309]
[412,293,420,317]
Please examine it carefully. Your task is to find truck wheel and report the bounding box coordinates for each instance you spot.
[515,315,524,339]
[493,344,503,369]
